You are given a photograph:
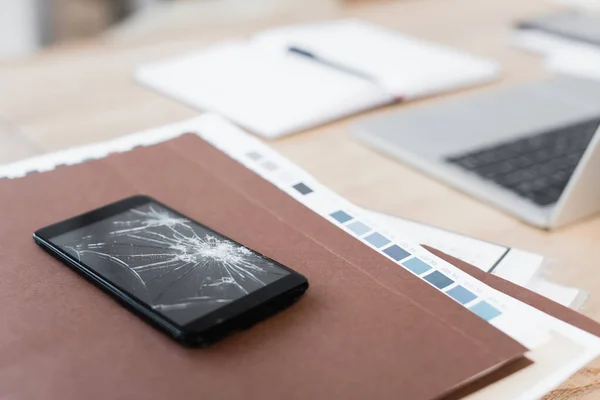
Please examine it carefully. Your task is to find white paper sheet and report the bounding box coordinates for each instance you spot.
[530,278,587,310]
[361,209,511,270]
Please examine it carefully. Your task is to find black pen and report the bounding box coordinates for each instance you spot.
[288,46,378,85]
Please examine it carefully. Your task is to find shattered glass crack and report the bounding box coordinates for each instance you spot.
[53,203,289,324]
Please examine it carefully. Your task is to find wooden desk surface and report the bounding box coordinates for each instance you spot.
[1,0,600,398]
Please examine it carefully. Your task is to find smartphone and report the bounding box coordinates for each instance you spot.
[34,195,308,346]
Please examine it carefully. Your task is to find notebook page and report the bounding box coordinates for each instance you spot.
[253,20,500,99]
[135,41,392,139]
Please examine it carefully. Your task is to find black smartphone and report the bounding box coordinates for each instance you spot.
[34,195,308,347]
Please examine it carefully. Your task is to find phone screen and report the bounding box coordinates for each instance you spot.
[49,202,290,325]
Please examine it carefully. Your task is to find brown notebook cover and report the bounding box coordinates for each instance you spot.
[0,134,566,400]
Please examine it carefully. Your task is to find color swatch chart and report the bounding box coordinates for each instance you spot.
[194,116,560,349]
[245,149,501,319]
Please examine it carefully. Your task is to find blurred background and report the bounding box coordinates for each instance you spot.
[0,0,142,58]
[4,0,599,60]
[0,0,344,59]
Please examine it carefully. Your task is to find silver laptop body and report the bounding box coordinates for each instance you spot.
[352,77,600,229]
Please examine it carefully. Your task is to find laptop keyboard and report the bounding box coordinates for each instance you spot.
[446,117,600,206]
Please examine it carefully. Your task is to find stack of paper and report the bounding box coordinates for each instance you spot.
[1,114,599,399]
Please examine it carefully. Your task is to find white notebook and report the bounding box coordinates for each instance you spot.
[135,20,500,139]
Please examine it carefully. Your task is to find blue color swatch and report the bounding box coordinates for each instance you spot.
[470,301,502,321]
[293,183,313,195]
[383,245,411,261]
[447,285,477,304]
[364,232,391,248]
[347,221,371,236]
[423,271,454,289]
[330,210,353,223]
[402,257,432,275]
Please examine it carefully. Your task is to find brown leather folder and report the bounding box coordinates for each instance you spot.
[0,134,596,400]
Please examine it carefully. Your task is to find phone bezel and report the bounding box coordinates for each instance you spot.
[34,195,308,345]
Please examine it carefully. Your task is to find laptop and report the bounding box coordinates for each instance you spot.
[352,77,600,229]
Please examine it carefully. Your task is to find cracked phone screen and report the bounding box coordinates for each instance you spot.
[50,202,290,325]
